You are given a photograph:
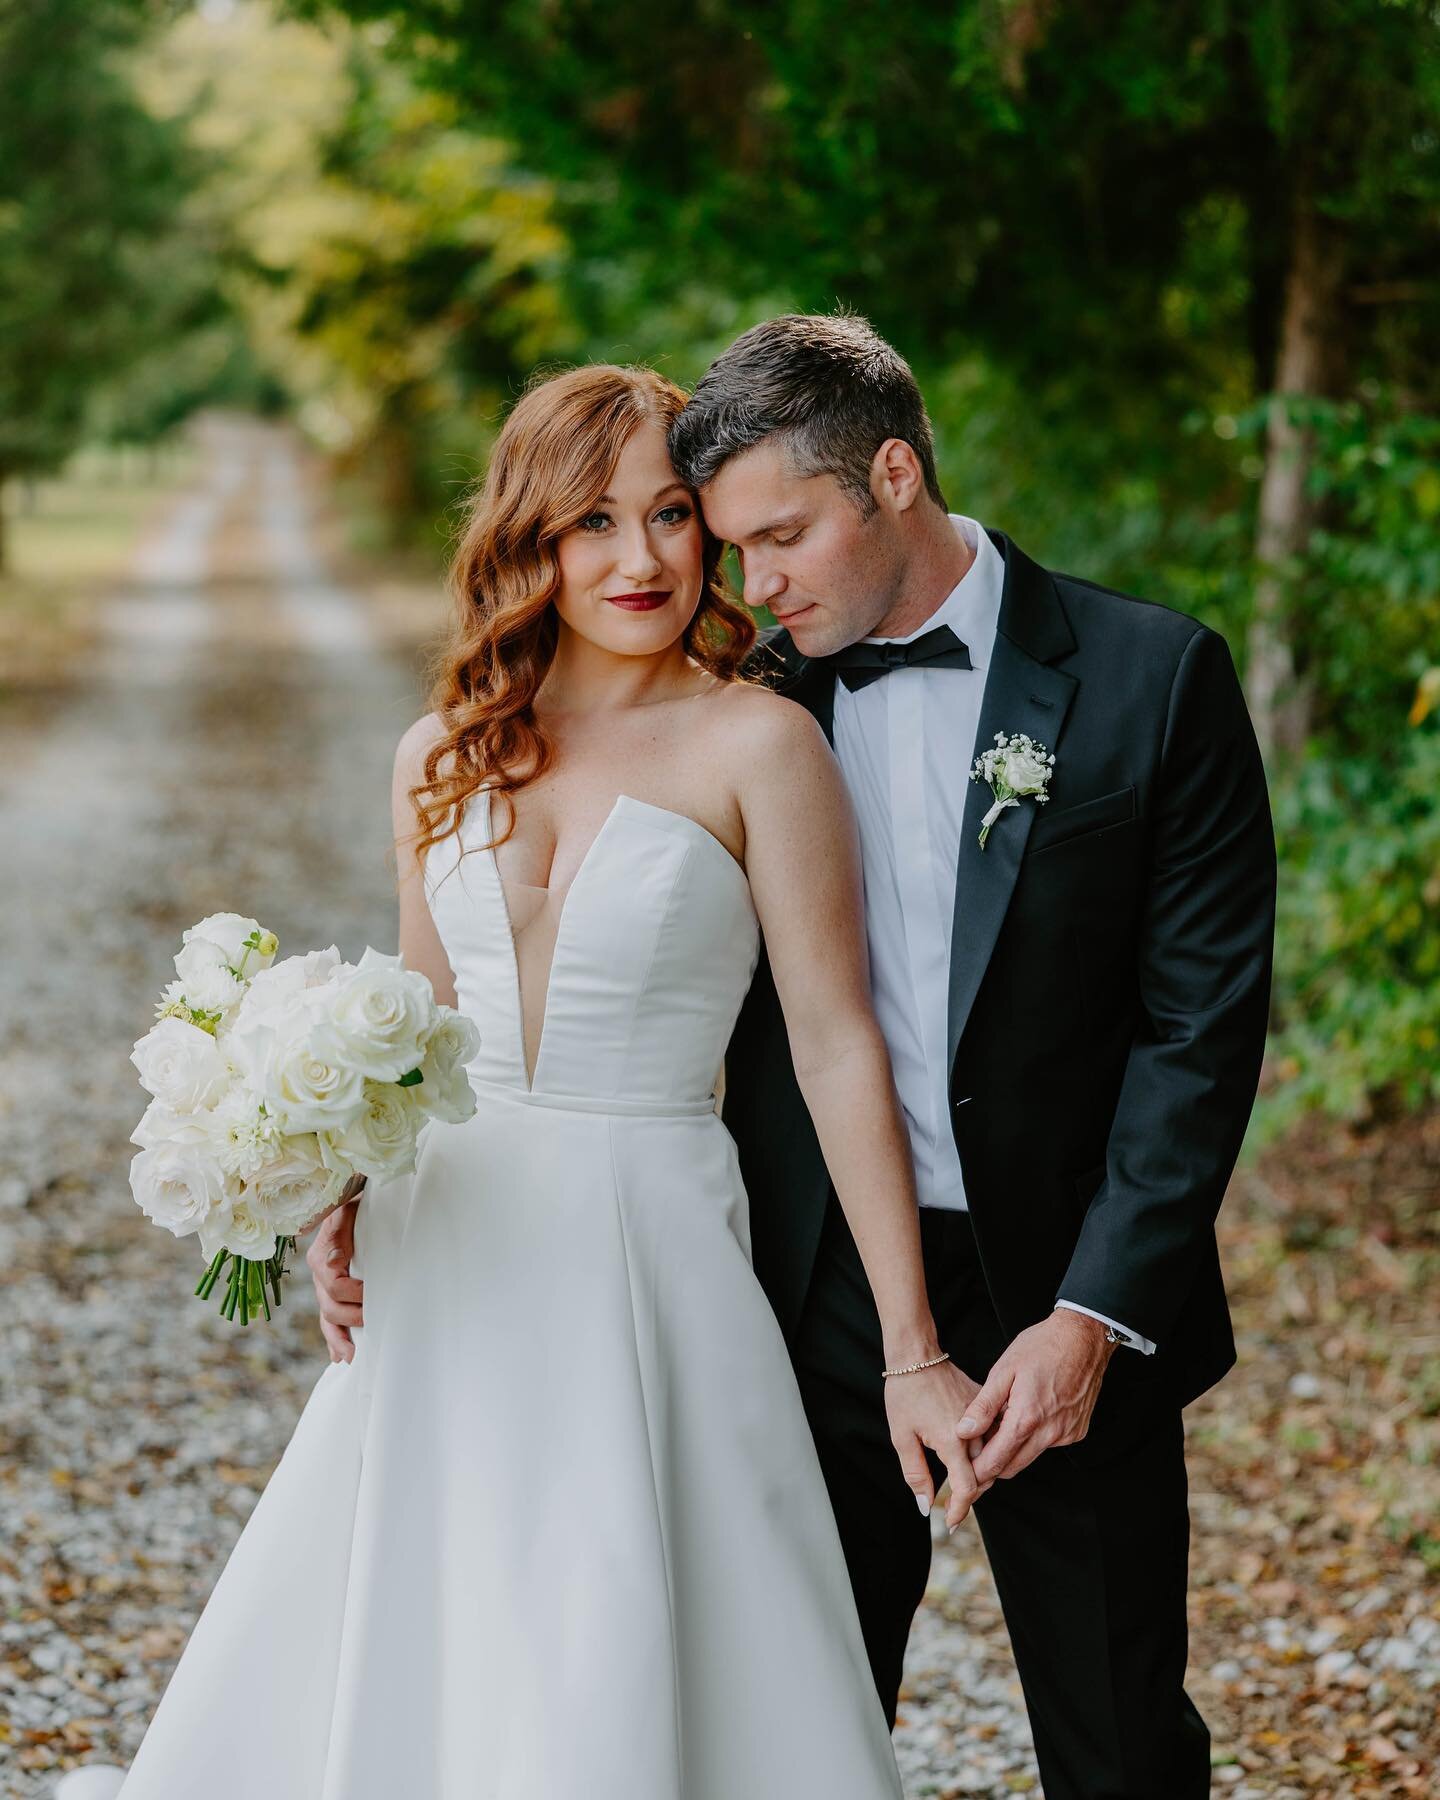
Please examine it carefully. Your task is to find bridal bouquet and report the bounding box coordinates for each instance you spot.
[128,912,479,1326]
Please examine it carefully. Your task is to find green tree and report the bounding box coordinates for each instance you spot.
[145,3,574,542]
[0,0,213,567]
[301,0,1440,739]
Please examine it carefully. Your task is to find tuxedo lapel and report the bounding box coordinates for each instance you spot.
[946,532,1077,1069]
[753,625,835,744]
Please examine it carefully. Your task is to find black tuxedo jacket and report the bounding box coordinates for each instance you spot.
[721,527,1277,1409]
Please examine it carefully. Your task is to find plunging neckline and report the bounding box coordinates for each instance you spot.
[482,788,749,1093]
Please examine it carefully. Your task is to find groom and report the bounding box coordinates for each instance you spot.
[311,313,1276,1799]
[668,313,1276,1800]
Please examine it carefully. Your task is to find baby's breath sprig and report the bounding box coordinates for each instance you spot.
[970,730,1056,849]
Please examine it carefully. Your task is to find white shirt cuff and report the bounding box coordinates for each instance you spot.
[1054,1300,1155,1355]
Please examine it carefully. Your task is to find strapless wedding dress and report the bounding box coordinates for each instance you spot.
[60,788,905,1798]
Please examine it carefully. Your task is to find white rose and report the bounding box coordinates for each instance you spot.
[251,1135,345,1235]
[129,1143,231,1238]
[130,1017,230,1111]
[422,1007,482,1076]
[173,937,247,1014]
[407,1043,479,1124]
[321,1078,422,1178]
[225,967,318,1089]
[320,947,436,1083]
[180,912,275,970]
[130,1098,217,1151]
[258,1026,367,1134]
[235,948,347,1028]
[1002,747,1051,793]
[198,1194,277,1261]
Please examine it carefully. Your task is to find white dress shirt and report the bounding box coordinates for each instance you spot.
[830,514,1153,1354]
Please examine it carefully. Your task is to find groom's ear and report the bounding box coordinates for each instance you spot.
[870,438,928,515]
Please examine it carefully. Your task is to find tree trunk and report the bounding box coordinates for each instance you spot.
[1246,188,1345,760]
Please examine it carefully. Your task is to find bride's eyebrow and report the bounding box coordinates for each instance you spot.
[593,482,692,504]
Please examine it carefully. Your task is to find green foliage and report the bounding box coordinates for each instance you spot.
[143,5,575,542]
[0,0,220,485]
[1266,721,1440,1127]
[10,0,1434,1123]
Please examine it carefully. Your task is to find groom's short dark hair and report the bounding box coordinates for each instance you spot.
[669,311,946,515]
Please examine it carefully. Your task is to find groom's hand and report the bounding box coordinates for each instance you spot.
[306,1195,365,1363]
[885,1360,994,1531]
[960,1311,1117,1485]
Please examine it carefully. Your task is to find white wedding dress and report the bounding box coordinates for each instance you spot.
[61,787,906,1799]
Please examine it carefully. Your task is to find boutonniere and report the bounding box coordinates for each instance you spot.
[970,731,1055,849]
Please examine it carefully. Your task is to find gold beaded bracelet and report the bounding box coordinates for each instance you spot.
[881,1350,952,1378]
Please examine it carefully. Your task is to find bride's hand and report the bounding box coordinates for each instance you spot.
[294,1171,367,1239]
[884,1357,993,1532]
[305,1182,367,1362]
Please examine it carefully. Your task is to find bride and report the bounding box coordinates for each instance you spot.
[60,363,981,1798]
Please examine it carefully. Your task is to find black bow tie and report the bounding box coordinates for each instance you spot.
[823,622,973,691]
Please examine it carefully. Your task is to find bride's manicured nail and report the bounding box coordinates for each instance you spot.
[959,1416,977,1434]
[914,1493,931,1517]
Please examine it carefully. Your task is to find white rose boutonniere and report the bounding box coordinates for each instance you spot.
[970,730,1055,849]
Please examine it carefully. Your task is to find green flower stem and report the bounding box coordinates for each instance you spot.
[196,1235,298,1326]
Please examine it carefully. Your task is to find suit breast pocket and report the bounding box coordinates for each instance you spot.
[1026,783,1137,857]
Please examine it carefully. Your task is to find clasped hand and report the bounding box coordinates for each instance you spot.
[956,1310,1116,1487]
[884,1358,993,1530]
[889,1311,1116,1526]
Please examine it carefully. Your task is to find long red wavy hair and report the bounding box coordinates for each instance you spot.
[411,364,756,867]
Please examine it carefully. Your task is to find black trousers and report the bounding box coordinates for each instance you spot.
[790,1191,1210,1800]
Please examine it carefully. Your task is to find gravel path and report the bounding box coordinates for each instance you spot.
[0,421,1041,1797]
[5,420,1434,1798]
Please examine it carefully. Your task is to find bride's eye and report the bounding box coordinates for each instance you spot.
[578,510,612,533]
[655,503,693,526]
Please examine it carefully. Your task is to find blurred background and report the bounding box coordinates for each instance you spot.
[1,2,1436,1795]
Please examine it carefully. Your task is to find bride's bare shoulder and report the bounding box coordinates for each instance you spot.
[707,678,829,759]
[395,710,451,780]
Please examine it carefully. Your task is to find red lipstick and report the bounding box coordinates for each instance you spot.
[606,591,671,612]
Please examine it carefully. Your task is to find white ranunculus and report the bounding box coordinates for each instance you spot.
[251,1135,345,1234]
[129,1143,231,1237]
[173,936,247,1014]
[1002,746,1051,792]
[322,1078,422,1177]
[130,1017,230,1111]
[209,1085,288,1180]
[320,947,436,1083]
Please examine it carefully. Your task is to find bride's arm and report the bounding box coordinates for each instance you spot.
[735,693,985,1528]
[394,712,460,1011]
[302,717,460,1357]
[299,715,457,1242]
